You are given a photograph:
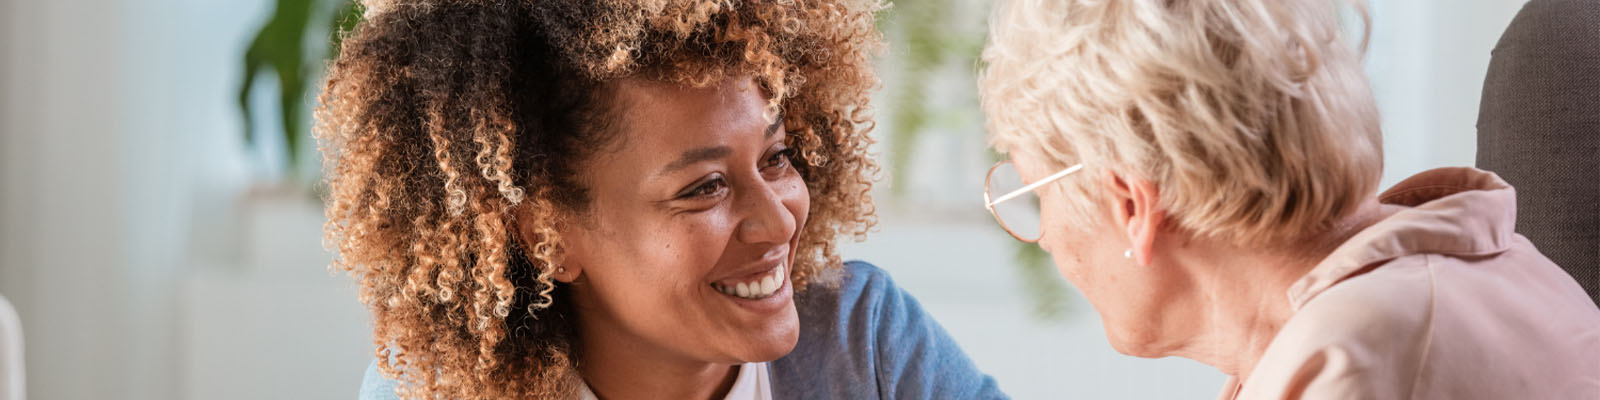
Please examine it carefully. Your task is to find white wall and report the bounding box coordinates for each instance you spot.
[0,0,366,400]
[2,1,143,399]
[1368,0,1530,187]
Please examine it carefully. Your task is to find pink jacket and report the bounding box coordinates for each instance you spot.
[1220,167,1600,399]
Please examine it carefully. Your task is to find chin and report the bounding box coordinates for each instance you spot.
[744,332,799,362]
[1106,336,1159,358]
[739,306,801,362]
[1101,317,1168,359]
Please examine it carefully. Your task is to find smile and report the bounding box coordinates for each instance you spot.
[710,262,786,300]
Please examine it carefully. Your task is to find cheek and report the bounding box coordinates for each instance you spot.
[784,175,809,230]
[652,215,735,286]
[1040,230,1088,282]
[576,213,732,309]
[1035,197,1102,288]
[1036,190,1074,258]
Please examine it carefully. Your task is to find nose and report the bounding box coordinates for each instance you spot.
[734,176,799,246]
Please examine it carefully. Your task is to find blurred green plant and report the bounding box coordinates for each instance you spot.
[875,0,985,197]
[1014,238,1072,320]
[877,0,1074,321]
[237,0,361,181]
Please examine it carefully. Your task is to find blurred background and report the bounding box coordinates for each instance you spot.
[0,0,1530,399]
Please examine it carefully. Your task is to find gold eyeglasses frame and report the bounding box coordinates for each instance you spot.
[982,161,1084,243]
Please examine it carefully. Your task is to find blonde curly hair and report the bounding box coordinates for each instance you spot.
[981,0,1382,247]
[315,0,883,398]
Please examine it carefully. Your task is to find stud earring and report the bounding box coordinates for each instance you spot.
[556,267,566,274]
[1123,249,1132,259]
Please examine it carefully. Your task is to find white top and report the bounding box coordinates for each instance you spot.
[578,362,772,400]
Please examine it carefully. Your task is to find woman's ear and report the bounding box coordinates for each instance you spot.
[512,203,583,283]
[1101,171,1165,266]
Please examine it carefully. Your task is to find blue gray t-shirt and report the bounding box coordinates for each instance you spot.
[360,261,1007,399]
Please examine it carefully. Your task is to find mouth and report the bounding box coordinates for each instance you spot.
[710,261,787,300]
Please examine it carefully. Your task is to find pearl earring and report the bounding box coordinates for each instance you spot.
[556,267,566,274]
[1123,249,1132,259]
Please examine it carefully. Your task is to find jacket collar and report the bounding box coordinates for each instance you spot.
[1287,167,1519,309]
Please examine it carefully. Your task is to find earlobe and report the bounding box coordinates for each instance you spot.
[547,230,585,284]
[552,265,581,283]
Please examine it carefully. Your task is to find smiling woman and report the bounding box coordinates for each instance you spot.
[553,77,814,393]
[316,0,1003,399]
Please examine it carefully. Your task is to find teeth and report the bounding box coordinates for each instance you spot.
[713,263,786,300]
[760,275,776,294]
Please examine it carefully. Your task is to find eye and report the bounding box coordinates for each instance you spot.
[763,147,798,170]
[676,174,728,199]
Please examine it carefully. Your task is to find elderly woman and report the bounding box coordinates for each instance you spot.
[318,1,1003,399]
[978,0,1600,398]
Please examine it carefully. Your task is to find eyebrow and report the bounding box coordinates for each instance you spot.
[656,111,786,177]
[764,110,785,139]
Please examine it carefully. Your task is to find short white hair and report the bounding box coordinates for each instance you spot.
[980,0,1383,246]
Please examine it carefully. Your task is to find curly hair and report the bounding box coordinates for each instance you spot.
[315,0,883,398]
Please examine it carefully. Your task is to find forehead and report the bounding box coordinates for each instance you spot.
[606,77,771,149]
[576,77,775,187]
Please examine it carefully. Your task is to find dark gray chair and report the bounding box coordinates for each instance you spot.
[1477,0,1600,308]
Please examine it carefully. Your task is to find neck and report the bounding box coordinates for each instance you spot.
[1166,199,1398,383]
[573,305,740,400]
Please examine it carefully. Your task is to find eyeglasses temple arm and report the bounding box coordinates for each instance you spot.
[987,163,1084,206]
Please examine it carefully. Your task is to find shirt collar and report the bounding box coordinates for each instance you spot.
[577,362,771,400]
[1286,167,1519,309]
[721,362,771,400]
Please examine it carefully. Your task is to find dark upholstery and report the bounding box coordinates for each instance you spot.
[1476,0,1600,308]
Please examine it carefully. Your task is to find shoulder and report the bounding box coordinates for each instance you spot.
[1243,259,1437,399]
[771,260,906,396]
[791,260,904,329]
[785,259,901,349]
[358,359,401,400]
[800,260,897,295]
[773,260,1006,399]
[1291,257,1437,365]
[795,260,899,306]
[1301,257,1437,333]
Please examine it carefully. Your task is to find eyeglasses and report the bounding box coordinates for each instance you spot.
[983,161,1084,242]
